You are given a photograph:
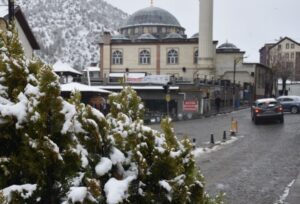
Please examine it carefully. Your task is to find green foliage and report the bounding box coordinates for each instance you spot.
[0,192,7,204]
[0,23,27,101]
[107,86,222,204]
[108,86,144,121]
[0,21,222,204]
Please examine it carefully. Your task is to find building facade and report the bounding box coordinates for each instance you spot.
[96,2,272,119]
[0,4,40,58]
[260,37,300,81]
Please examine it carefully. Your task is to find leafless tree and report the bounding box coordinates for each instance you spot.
[270,50,294,96]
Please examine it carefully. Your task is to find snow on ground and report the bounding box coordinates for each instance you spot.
[192,136,241,158]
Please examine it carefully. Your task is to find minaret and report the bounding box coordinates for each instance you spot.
[198,0,214,70]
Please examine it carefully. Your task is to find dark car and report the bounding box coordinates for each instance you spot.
[277,95,300,114]
[251,98,284,124]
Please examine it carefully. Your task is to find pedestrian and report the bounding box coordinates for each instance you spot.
[215,96,221,113]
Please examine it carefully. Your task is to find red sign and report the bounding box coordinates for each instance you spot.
[183,100,199,112]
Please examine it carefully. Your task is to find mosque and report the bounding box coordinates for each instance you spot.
[97,0,272,119]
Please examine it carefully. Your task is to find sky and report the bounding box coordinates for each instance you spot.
[105,0,300,63]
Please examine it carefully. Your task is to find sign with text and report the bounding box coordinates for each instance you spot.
[183,100,199,112]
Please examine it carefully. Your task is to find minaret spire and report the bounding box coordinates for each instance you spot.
[198,0,214,70]
[150,0,154,6]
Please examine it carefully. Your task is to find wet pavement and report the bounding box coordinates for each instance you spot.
[149,109,300,204]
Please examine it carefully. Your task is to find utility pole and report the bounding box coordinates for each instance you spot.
[232,58,237,109]
[8,0,15,23]
[163,83,170,117]
[232,56,247,109]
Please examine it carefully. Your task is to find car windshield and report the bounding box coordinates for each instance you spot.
[257,101,277,107]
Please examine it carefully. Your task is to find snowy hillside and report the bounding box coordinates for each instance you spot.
[16,0,128,69]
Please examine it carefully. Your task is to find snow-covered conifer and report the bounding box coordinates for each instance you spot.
[106,86,223,204]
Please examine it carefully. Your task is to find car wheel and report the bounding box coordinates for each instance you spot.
[290,106,298,114]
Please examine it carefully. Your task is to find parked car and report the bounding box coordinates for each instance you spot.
[251,98,284,124]
[276,95,300,114]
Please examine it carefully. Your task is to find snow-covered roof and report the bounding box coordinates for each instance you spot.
[82,67,100,72]
[0,5,8,18]
[60,82,111,93]
[53,60,82,75]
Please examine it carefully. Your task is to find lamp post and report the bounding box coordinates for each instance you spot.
[232,56,247,109]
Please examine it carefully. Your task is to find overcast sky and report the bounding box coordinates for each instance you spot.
[105,0,300,62]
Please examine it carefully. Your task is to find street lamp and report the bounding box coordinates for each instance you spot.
[232,56,247,109]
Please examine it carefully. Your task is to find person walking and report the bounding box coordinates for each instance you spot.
[215,95,221,113]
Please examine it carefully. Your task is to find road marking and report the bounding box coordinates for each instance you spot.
[274,179,296,204]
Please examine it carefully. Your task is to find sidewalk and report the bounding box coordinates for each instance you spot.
[286,172,300,204]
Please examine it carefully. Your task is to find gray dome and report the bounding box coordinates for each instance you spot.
[217,42,241,53]
[190,33,199,39]
[164,32,184,39]
[218,42,238,50]
[137,33,157,40]
[123,6,181,27]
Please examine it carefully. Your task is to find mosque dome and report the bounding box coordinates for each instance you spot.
[218,42,238,49]
[217,42,240,52]
[123,6,181,28]
[190,33,199,39]
[119,6,185,40]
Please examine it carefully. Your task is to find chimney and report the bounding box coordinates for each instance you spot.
[8,0,15,23]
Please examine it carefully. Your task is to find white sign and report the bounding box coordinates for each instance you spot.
[126,75,170,84]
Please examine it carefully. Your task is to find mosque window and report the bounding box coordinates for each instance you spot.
[112,50,123,65]
[152,27,157,33]
[162,27,166,33]
[139,49,151,64]
[135,27,139,34]
[194,50,198,64]
[144,27,149,33]
[167,49,178,64]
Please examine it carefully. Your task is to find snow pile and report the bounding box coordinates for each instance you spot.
[95,157,112,176]
[110,147,125,165]
[66,187,87,203]
[2,184,37,202]
[104,176,136,204]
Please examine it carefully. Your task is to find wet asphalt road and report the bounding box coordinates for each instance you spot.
[149,109,300,204]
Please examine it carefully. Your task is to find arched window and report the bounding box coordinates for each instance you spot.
[112,50,123,65]
[167,49,178,64]
[194,50,198,64]
[139,50,151,64]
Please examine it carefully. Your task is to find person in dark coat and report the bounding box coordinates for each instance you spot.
[215,96,221,113]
